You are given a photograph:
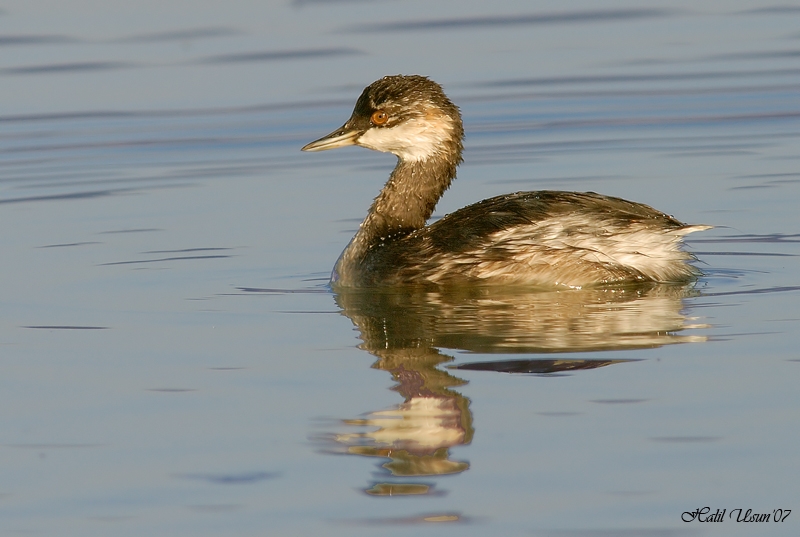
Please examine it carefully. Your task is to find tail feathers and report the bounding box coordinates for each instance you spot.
[675,224,713,236]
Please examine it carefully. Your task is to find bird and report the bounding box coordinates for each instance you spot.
[302,75,709,289]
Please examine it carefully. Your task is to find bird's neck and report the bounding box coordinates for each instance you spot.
[333,155,458,285]
[367,157,457,235]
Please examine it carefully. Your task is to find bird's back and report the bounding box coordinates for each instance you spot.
[357,191,709,288]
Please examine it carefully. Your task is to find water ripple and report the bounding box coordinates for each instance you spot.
[197,47,362,64]
[0,61,136,76]
[343,8,674,33]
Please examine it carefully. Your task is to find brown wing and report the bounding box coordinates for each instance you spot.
[360,191,694,286]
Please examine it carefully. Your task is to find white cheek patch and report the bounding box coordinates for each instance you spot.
[358,116,454,162]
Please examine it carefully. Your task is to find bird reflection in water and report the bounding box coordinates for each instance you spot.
[322,283,707,496]
[333,344,473,497]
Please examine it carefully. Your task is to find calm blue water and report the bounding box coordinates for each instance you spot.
[1,1,799,536]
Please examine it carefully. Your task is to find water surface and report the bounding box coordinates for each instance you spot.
[1,1,799,536]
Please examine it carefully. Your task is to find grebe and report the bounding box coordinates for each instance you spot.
[302,75,709,288]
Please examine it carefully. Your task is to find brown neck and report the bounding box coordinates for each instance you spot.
[332,156,458,286]
[367,158,457,236]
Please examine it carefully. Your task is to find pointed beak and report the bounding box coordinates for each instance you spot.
[301,125,361,152]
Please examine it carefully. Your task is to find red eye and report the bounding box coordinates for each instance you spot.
[371,110,389,125]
